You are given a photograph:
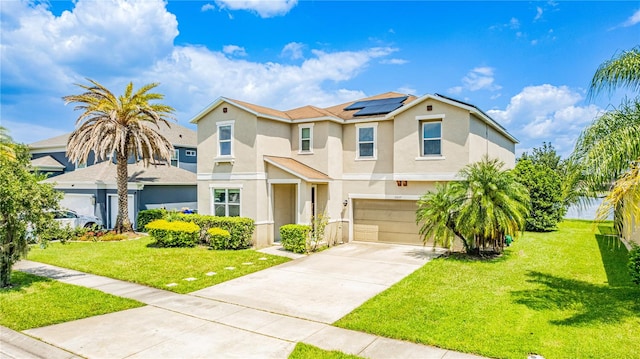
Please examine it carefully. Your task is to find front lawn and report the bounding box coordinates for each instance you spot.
[27,237,290,294]
[335,220,640,359]
[0,271,143,330]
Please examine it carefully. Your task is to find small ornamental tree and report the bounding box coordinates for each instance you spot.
[417,157,530,255]
[0,142,61,287]
[514,158,564,231]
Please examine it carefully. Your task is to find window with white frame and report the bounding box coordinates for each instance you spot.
[422,121,442,156]
[356,124,376,159]
[213,188,241,217]
[299,124,313,153]
[171,149,179,167]
[217,121,234,157]
[185,149,196,157]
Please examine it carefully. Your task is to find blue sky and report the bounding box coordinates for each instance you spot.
[1,0,638,157]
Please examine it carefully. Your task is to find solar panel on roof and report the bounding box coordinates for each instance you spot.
[353,102,404,116]
[344,96,407,111]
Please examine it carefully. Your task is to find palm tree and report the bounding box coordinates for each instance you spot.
[417,157,530,254]
[64,79,175,233]
[588,47,640,98]
[0,126,16,161]
[573,47,640,232]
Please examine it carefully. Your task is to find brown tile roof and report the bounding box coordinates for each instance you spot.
[30,155,65,169]
[264,156,331,183]
[224,91,417,122]
[231,98,291,119]
[42,161,195,185]
[323,91,418,120]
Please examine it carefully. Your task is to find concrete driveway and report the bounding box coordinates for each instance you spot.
[194,242,445,323]
[11,242,482,359]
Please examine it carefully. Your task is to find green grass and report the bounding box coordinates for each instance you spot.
[0,271,143,330]
[288,343,363,359]
[27,237,290,294]
[335,220,640,359]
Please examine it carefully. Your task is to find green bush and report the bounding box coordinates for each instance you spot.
[136,209,167,232]
[207,227,232,250]
[146,219,199,248]
[280,224,311,254]
[629,244,640,285]
[170,214,254,249]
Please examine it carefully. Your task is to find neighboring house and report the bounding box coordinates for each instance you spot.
[42,161,196,229]
[29,122,198,228]
[622,194,639,246]
[191,92,517,248]
[29,122,198,176]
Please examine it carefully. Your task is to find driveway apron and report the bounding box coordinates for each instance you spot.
[193,242,445,323]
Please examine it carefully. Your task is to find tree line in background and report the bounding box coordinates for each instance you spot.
[417,46,639,257]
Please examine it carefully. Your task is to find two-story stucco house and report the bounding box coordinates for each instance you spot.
[191,92,517,247]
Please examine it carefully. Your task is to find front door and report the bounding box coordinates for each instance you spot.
[272,184,296,241]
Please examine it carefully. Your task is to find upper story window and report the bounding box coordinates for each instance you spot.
[356,123,377,160]
[171,149,179,167]
[422,121,442,156]
[185,149,196,157]
[299,124,313,154]
[213,188,241,217]
[217,121,234,157]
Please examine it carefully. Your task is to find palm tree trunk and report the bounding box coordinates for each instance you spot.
[115,153,133,233]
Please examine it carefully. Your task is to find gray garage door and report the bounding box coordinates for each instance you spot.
[353,199,427,245]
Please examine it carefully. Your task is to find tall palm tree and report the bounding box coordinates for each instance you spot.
[573,47,640,232]
[64,79,175,233]
[417,157,530,254]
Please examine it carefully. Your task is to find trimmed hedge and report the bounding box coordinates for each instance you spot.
[280,224,311,254]
[136,209,167,232]
[170,214,255,249]
[207,227,232,250]
[146,219,200,248]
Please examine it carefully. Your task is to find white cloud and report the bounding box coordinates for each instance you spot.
[223,44,247,56]
[281,42,305,60]
[1,0,395,143]
[1,0,178,89]
[214,0,298,18]
[534,7,543,21]
[509,17,520,29]
[621,9,640,27]
[380,58,408,65]
[487,84,603,156]
[397,86,417,95]
[448,67,501,94]
[201,3,216,12]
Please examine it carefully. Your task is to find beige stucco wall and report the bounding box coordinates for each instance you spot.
[393,99,471,176]
[468,114,516,168]
[342,120,394,175]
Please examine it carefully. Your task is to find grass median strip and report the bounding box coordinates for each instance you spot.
[288,343,363,359]
[335,220,640,359]
[1,271,143,331]
[27,237,290,294]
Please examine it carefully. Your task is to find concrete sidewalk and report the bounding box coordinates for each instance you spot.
[9,243,486,359]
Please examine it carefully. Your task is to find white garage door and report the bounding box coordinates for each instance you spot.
[353,199,427,245]
[60,194,95,217]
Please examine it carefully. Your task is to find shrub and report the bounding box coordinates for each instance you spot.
[146,219,199,248]
[280,224,311,254]
[170,214,254,249]
[207,227,232,250]
[136,209,167,232]
[629,244,640,285]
